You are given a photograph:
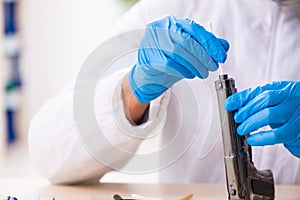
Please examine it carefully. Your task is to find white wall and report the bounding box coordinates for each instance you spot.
[20,0,127,121]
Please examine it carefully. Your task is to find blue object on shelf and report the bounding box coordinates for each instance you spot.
[3,0,20,144]
[7,196,18,200]
[12,54,22,87]
[6,109,16,143]
[4,0,17,35]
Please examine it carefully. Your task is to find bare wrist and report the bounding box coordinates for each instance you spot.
[121,74,150,124]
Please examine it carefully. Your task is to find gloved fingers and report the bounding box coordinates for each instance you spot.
[165,55,197,79]
[170,16,229,63]
[282,106,300,144]
[284,141,300,158]
[246,130,278,146]
[225,89,255,111]
[269,123,284,129]
[247,107,300,146]
[134,72,179,102]
[165,45,209,79]
[203,37,229,63]
[234,90,286,123]
[133,83,169,104]
[143,23,215,78]
[247,129,298,146]
[145,16,228,76]
[218,38,230,52]
[180,33,220,72]
[162,56,197,79]
[284,122,300,158]
[135,61,186,86]
[237,106,287,136]
[138,44,197,79]
[225,81,284,111]
[151,50,198,79]
[167,24,219,73]
[129,63,181,103]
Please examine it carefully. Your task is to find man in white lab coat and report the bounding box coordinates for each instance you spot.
[28,0,300,185]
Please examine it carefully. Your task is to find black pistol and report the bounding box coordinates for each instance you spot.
[215,74,275,200]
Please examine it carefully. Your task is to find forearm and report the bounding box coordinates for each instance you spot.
[122,73,150,124]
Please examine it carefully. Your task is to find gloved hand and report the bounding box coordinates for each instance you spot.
[129,16,229,104]
[225,81,300,158]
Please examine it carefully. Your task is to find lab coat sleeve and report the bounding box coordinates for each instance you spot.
[28,68,170,184]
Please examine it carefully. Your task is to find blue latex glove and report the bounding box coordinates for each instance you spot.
[225,81,300,158]
[129,16,229,104]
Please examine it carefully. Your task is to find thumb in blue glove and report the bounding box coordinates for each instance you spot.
[225,81,300,158]
[129,16,230,104]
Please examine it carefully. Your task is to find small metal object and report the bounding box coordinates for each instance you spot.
[113,194,137,200]
[7,197,17,200]
[230,189,236,196]
[215,74,275,200]
[113,194,122,200]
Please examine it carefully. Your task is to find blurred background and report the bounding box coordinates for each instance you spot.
[0,0,159,183]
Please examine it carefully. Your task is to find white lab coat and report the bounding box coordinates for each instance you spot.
[28,0,300,184]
